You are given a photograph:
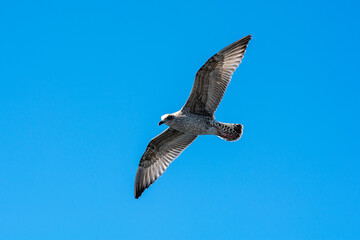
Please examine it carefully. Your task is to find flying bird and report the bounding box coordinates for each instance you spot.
[134,35,252,198]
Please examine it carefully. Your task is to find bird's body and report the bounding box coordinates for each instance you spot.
[162,111,216,135]
[160,110,243,140]
[134,35,252,198]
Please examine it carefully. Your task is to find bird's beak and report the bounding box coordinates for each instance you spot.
[158,121,164,126]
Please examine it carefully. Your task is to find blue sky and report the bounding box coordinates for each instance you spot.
[1,0,359,239]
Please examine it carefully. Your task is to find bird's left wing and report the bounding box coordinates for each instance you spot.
[182,35,251,117]
[134,127,197,198]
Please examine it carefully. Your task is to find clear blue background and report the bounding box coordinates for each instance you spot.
[1,0,359,239]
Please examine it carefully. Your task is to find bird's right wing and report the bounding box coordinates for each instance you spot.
[134,127,197,198]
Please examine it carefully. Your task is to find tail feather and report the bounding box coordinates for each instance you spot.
[216,123,243,141]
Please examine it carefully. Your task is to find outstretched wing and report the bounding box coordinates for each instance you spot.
[182,35,251,116]
[134,128,197,198]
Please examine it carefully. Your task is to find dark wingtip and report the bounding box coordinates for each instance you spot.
[242,35,252,45]
[134,183,145,199]
[218,34,252,55]
[245,34,252,39]
[134,190,142,199]
[134,168,146,199]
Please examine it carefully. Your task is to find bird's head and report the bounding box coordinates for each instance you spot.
[159,114,175,126]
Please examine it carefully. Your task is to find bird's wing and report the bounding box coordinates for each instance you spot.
[134,127,197,198]
[182,35,251,116]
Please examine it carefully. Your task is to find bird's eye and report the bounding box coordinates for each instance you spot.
[167,115,174,120]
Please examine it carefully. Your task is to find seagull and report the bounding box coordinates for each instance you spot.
[134,35,252,198]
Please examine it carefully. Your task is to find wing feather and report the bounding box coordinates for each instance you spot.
[182,35,251,116]
[134,128,197,198]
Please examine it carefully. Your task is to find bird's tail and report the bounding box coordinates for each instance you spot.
[215,122,243,142]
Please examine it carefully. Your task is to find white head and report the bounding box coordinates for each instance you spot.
[159,114,175,126]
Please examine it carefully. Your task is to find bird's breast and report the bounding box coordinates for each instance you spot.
[170,114,216,135]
